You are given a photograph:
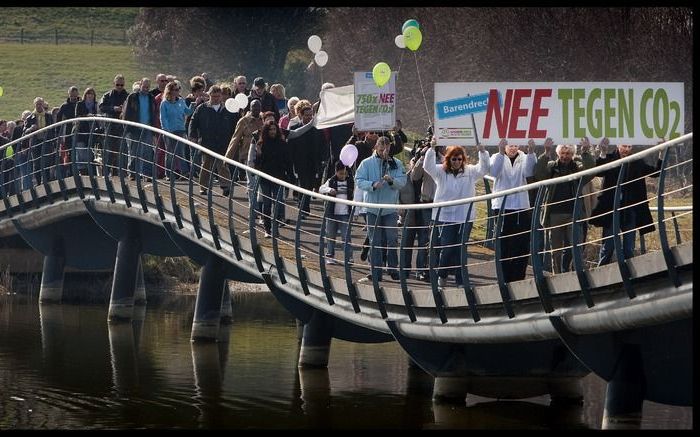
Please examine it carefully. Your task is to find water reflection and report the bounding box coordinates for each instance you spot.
[108,322,140,394]
[297,367,332,427]
[430,399,588,429]
[0,293,692,429]
[191,330,230,428]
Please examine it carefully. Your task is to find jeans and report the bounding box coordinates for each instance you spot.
[402,208,431,275]
[436,220,473,281]
[325,213,352,260]
[1,158,14,195]
[164,131,190,177]
[366,212,399,278]
[260,179,283,233]
[126,128,154,177]
[598,208,637,266]
[74,138,94,174]
[16,148,32,191]
[31,139,56,185]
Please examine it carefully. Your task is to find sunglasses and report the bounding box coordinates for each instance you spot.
[450,157,464,161]
[115,84,125,87]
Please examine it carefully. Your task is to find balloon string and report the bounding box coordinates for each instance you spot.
[397,50,404,76]
[414,51,432,127]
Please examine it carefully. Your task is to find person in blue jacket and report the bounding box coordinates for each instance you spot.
[355,136,407,281]
[159,81,200,179]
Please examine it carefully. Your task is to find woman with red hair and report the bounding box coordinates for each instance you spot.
[422,140,490,287]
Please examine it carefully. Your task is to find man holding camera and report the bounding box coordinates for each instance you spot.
[355,136,407,282]
[404,132,443,282]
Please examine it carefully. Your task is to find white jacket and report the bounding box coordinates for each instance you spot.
[422,147,490,223]
[488,151,536,211]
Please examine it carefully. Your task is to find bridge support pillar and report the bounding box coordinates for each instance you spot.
[432,376,469,404]
[220,281,232,324]
[298,310,332,368]
[134,256,147,306]
[602,345,644,429]
[191,256,226,342]
[39,250,65,304]
[108,234,141,322]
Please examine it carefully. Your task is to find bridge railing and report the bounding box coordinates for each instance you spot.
[0,118,692,322]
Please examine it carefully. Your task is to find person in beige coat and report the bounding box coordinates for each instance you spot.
[225,99,263,181]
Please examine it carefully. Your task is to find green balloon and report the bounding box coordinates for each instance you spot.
[372,62,391,88]
[402,19,419,33]
[403,26,423,51]
[0,86,4,97]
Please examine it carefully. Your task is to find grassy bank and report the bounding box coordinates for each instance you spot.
[0,7,138,45]
[0,42,153,121]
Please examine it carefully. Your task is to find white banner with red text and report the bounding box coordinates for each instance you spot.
[434,82,685,146]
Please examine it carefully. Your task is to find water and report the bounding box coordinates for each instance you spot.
[0,291,691,430]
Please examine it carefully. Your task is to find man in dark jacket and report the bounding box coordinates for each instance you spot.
[533,137,595,273]
[98,74,129,175]
[287,104,322,215]
[246,77,279,121]
[55,86,81,176]
[189,85,238,196]
[590,139,663,266]
[122,78,157,179]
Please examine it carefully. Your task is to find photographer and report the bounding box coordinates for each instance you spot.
[355,136,407,282]
[402,134,443,282]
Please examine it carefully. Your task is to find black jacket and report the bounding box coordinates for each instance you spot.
[288,120,323,178]
[122,92,156,124]
[57,98,80,122]
[258,136,294,181]
[247,91,280,120]
[589,149,661,234]
[98,88,128,119]
[22,112,54,151]
[188,103,240,154]
[73,100,100,135]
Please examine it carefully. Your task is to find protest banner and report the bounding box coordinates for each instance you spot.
[434,82,685,146]
[354,71,397,131]
[314,84,354,130]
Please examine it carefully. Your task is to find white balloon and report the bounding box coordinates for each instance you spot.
[394,34,406,49]
[339,144,358,167]
[314,50,328,67]
[225,98,240,113]
[307,35,322,53]
[235,92,248,108]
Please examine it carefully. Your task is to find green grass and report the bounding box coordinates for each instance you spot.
[0,7,138,44]
[0,42,154,121]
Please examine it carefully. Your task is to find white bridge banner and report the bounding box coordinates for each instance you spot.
[434,82,685,146]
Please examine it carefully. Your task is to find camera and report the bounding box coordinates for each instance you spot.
[410,125,434,158]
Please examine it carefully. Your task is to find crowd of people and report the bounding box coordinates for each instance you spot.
[0,71,665,287]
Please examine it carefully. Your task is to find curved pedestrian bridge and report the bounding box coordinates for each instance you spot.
[0,119,692,417]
